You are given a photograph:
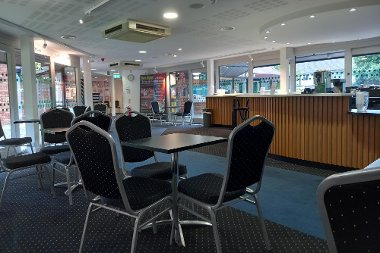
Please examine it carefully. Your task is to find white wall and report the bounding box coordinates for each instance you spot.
[121,69,149,111]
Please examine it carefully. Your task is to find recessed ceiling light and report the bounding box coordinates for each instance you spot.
[135,59,142,62]
[189,3,205,9]
[265,30,270,34]
[286,42,290,45]
[264,36,268,39]
[307,42,311,45]
[281,23,286,26]
[60,35,77,40]
[139,50,147,54]
[309,15,315,18]
[272,40,276,43]
[349,8,357,12]
[178,48,182,51]
[219,26,235,31]
[163,12,178,19]
[173,54,177,58]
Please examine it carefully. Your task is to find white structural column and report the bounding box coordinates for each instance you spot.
[20,36,39,144]
[344,48,352,87]
[248,60,253,93]
[50,60,56,107]
[81,56,93,108]
[289,53,296,92]
[110,75,115,116]
[6,48,19,137]
[207,59,215,95]
[279,47,295,94]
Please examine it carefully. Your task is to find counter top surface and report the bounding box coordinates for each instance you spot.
[207,93,353,98]
[348,109,380,115]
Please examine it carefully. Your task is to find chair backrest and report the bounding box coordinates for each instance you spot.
[72,110,112,132]
[114,111,154,163]
[317,168,380,253]
[73,105,88,117]
[40,108,74,143]
[151,101,160,114]
[94,103,107,114]
[183,100,193,115]
[221,115,274,198]
[67,121,132,211]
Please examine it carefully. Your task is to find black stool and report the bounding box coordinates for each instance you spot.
[232,99,249,128]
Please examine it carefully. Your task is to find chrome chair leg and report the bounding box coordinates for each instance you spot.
[254,194,272,251]
[209,210,222,253]
[79,202,93,253]
[0,171,10,208]
[131,216,140,253]
[65,165,73,205]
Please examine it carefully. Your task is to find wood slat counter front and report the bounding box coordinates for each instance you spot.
[206,93,380,169]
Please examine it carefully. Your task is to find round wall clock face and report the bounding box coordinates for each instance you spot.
[127,74,135,81]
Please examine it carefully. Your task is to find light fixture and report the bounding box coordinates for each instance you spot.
[264,36,268,39]
[135,59,142,62]
[248,55,253,62]
[349,8,357,12]
[79,0,110,24]
[163,12,178,19]
[60,35,77,40]
[219,26,235,31]
[281,23,286,26]
[286,42,291,45]
[43,40,47,49]
[153,67,158,73]
[178,48,182,51]
[309,15,315,18]
[265,30,270,34]
[138,50,147,54]
[200,60,205,68]
[272,40,276,43]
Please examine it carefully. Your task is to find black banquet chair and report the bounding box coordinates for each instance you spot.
[93,103,107,114]
[177,115,274,252]
[0,119,33,158]
[67,121,173,253]
[73,105,89,117]
[151,101,166,125]
[174,100,193,125]
[114,111,187,180]
[317,167,380,253]
[51,110,112,205]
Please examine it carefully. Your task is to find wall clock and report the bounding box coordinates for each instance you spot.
[127,74,135,81]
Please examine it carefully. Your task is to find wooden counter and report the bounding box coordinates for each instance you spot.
[206,93,380,169]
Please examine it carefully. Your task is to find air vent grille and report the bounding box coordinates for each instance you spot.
[136,23,166,33]
[105,24,122,35]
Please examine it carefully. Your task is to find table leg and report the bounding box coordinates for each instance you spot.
[170,152,185,247]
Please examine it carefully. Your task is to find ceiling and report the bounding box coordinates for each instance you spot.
[0,0,379,73]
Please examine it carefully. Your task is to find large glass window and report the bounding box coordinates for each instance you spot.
[219,62,248,94]
[352,53,380,87]
[295,52,344,93]
[252,65,280,93]
[192,70,207,117]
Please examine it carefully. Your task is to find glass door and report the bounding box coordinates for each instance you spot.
[191,70,207,117]
[0,51,11,137]
[169,71,189,113]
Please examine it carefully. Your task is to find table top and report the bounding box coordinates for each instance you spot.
[14,119,40,124]
[122,133,227,154]
[44,127,71,134]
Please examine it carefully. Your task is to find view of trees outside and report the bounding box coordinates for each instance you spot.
[352,53,380,86]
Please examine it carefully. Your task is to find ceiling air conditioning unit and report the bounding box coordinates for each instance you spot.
[109,61,143,69]
[103,19,171,43]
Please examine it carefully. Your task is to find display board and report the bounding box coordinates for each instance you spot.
[140,73,166,113]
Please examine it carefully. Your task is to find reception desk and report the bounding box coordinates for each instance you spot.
[206,93,380,169]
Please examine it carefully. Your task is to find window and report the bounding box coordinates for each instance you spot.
[295,52,344,93]
[219,62,248,94]
[352,53,380,87]
[252,65,280,93]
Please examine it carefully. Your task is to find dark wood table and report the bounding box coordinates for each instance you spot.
[122,133,227,247]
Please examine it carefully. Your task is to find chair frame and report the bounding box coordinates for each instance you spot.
[174,100,193,125]
[317,168,380,253]
[151,101,166,125]
[178,115,274,252]
[67,121,172,253]
[0,155,52,209]
[51,110,112,205]
[0,119,34,158]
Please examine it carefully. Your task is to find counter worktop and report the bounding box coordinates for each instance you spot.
[207,93,353,98]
